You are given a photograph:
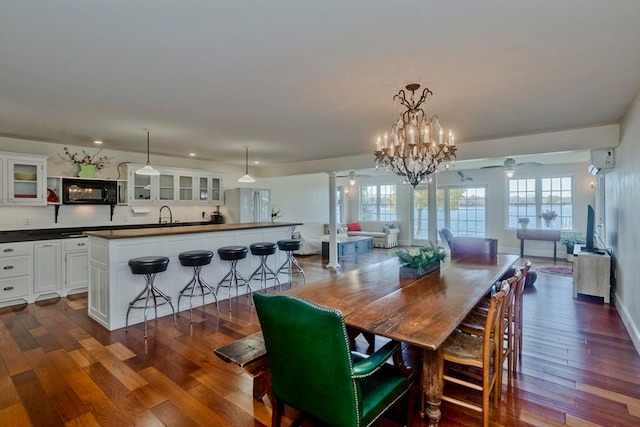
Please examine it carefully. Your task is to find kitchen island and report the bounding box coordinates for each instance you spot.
[84,222,300,331]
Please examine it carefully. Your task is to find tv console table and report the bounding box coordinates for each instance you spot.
[572,244,611,303]
[517,228,561,261]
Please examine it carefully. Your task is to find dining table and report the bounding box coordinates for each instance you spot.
[284,253,519,426]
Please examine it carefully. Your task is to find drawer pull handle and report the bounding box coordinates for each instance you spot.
[78,243,86,246]
[3,266,14,270]
[43,244,53,247]
[3,248,14,253]
[3,286,14,291]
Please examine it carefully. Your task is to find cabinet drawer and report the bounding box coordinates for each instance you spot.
[0,276,30,300]
[65,238,88,252]
[0,255,31,278]
[0,242,31,257]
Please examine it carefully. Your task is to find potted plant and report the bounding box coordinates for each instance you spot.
[58,147,112,178]
[518,217,530,229]
[560,232,586,262]
[394,242,447,279]
[539,210,558,228]
[271,204,282,222]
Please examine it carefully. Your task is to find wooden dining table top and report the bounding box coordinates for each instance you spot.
[285,253,519,351]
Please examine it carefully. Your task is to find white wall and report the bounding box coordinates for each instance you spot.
[605,89,640,353]
[265,173,330,224]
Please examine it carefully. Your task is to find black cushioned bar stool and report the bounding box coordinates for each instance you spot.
[126,256,176,338]
[177,250,219,322]
[276,239,306,286]
[216,246,251,311]
[248,242,281,292]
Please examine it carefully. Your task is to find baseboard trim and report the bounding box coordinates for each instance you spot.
[615,291,640,356]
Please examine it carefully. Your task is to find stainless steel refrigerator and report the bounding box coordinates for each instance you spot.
[224,188,272,223]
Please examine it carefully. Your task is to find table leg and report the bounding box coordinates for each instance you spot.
[553,242,557,261]
[520,239,524,258]
[421,346,444,426]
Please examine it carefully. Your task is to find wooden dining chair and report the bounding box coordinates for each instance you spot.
[438,282,511,427]
[513,260,532,374]
[253,293,414,427]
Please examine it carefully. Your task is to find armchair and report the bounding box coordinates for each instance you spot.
[439,228,498,262]
[253,293,414,427]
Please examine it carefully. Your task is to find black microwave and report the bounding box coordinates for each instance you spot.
[62,178,118,205]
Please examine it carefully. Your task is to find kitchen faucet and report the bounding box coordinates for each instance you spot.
[159,205,173,224]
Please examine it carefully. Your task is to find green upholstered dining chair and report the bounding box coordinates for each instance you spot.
[253,293,414,427]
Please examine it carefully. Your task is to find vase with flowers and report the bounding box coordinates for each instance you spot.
[539,210,558,228]
[394,242,447,279]
[58,147,112,178]
[518,217,530,229]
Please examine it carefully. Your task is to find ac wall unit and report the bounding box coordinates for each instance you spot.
[588,148,614,175]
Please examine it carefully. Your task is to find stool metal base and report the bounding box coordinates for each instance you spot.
[125,272,177,338]
[248,254,281,292]
[276,251,306,286]
[216,259,252,312]
[177,265,219,322]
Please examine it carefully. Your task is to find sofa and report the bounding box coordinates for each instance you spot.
[344,221,400,248]
[293,222,349,255]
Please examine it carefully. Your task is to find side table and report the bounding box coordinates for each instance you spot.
[516,229,561,261]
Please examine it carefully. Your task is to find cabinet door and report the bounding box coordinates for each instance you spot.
[33,242,63,293]
[158,173,176,202]
[129,169,153,203]
[66,251,88,290]
[7,158,46,205]
[177,174,194,203]
[211,177,223,203]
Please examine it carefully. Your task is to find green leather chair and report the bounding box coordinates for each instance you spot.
[253,293,414,427]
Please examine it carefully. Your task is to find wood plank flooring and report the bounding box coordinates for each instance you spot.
[1,249,638,426]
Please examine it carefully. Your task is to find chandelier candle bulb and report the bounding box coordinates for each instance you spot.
[384,133,388,147]
[376,137,381,151]
[439,128,444,145]
[409,128,415,144]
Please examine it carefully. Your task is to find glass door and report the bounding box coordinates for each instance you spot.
[7,159,45,204]
[178,175,193,202]
[158,173,175,201]
[412,187,445,246]
[132,173,152,202]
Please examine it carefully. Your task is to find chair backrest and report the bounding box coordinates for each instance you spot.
[253,293,361,427]
[439,228,454,252]
[484,281,511,352]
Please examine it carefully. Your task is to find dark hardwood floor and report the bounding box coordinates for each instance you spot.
[1,249,639,426]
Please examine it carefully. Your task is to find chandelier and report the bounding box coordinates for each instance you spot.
[373,83,457,187]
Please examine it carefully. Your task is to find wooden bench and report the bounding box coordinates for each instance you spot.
[213,329,377,402]
[213,332,271,401]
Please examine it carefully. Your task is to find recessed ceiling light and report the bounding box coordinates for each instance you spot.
[254,161,260,164]
[189,153,196,157]
[94,140,102,144]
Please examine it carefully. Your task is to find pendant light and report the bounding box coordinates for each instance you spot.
[136,129,160,176]
[238,146,256,183]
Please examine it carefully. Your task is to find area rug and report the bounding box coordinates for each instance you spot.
[537,266,573,277]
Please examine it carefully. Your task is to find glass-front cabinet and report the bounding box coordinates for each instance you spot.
[0,152,48,206]
[197,174,223,204]
[127,164,223,205]
[178,174,194,203]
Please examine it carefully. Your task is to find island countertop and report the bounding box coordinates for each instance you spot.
[83,221,301,240]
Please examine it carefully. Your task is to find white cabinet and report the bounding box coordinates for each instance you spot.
[573,245,611,303]
[127,164,223,205]
[197,174,223,204]
[65,238,88,292]
[0,242,32,303]
[33,241,63,294]
[0,152,48,206]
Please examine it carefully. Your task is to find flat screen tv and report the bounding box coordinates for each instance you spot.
[583,204,596,252]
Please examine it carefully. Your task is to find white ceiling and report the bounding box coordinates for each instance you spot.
[1,1,639,171]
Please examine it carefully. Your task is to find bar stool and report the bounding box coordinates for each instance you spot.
[276,239,306,286]
[216,246,251,311]
[248,242,281,292]
[177,250,219,322]
[126,256,176,338]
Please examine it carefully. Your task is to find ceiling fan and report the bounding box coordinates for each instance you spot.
[458,171,473,181]
[481,158,542,178]
[337,170,370,186]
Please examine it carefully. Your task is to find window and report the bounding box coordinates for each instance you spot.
[442,186,487,237]
[508,176,574,230]
[360,185,396,221]
[413,186,486,241]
